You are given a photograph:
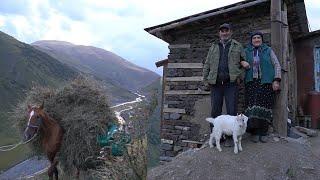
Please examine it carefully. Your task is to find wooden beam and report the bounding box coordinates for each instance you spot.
[168,44,191,49]
[160,64,167,124]
[181,140,203,144]
[259,28,271,34]
[295,126,318,137]
[167,63,203,69]
[166,76,203,82]
[163,108,186,114]
[155,59,168,67]
[165,90,210,95]
[271,0,287,137]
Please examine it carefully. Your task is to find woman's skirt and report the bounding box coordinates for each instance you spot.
[244,79,275,135]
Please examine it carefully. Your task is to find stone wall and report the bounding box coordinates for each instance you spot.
[160,5,273,158]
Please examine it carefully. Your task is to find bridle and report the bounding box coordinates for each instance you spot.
[27,115,43,129]
[25,110,43,136]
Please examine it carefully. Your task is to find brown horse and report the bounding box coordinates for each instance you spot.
[24,103,64,180]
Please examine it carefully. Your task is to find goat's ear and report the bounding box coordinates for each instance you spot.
[244,116,249,122]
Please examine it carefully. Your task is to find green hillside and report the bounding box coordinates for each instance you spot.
[146,79,161,168]
[0,31,78,170]
[0,31,77,135]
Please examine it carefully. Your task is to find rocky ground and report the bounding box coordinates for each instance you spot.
[148,133,320,180]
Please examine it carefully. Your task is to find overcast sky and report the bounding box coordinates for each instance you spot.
[0,0,319,75]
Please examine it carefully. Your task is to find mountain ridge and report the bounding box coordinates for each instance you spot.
[32,40,160,91]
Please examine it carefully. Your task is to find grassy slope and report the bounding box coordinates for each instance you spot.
[0,31,77,170]
[145,79,161,168]
[0,112,31,171]
[0,136,31,171]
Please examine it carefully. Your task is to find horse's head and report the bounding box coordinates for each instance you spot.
[24,102,45,141]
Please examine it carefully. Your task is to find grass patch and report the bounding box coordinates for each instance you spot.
[0,112,31,172]
[0,136,31,171]
[147,141,160,168]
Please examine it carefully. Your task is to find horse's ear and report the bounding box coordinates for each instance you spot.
[27,105,32,111]
[39,101,44,110]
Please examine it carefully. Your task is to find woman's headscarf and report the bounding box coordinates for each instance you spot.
[250,31,264,56]
[250,31,264,43]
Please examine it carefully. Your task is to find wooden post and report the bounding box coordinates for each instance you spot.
[273,0,288,136]
[160,64,167,127]
[271,0,288,136]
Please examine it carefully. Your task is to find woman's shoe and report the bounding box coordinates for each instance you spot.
[251,135,259,143]
[259,136,268,143]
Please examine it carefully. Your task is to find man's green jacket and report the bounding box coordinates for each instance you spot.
[203,39,246,85]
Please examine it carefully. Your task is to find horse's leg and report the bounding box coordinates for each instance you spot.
[47,153,54,180]
[53,159,59,180]
[53,166,59,180]
[47,151,60,180]
[76,167,80,179]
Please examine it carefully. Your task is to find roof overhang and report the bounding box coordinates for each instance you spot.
[145,0,309,42]
[294,30,320,41]
[155,59,168,67]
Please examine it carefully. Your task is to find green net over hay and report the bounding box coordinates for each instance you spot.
[11,77,117,174]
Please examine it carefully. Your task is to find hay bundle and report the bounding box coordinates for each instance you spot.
[12,77,117,173]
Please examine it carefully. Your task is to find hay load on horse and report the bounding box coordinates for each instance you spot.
[12,77,118,179]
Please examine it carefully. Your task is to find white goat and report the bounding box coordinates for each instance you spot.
[206,114,248,154]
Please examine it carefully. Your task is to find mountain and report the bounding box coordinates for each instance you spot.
[0,31,78,136]
[0,32,78,110]
[31,40,160,92]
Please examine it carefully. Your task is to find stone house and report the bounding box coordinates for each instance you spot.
[145,0,320,158]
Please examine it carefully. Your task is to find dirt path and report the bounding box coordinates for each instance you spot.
[0,156,49,180]
[148,135,320,180]
[310,132,320,159]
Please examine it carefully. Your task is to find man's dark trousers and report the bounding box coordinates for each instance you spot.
[209,82,238,130]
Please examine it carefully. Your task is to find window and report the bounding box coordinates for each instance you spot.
[315,46,320,92]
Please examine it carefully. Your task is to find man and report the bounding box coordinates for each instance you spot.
[203,23,249,146]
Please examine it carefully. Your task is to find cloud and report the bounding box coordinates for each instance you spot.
[0,0,319,75]
[47,0,87,21]
[0,16,5,27]
[305,0,320,31]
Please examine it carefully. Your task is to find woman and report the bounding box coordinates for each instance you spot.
[240,31,281,143]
